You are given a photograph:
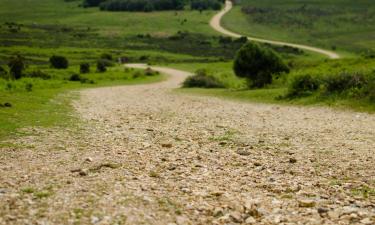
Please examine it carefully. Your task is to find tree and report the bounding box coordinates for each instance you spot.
[50,55,69,69]
[233,42,289,88]
[8,55,25,80]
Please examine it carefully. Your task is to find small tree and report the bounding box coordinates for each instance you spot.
[8,55,25,80]
[50,55,69,69]
[80,63,90,74]
[233,42,289,88]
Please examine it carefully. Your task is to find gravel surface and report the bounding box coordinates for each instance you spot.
[0,64,374,224]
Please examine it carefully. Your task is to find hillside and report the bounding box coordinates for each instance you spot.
[222,0,375,56]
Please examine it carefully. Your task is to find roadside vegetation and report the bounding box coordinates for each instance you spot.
[0,52,163,140]
[178,43,375,112]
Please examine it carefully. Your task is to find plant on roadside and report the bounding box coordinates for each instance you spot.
[183,69,224,88]
[233,42,289,88]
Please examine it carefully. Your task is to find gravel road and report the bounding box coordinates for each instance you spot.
[1,65,374,224]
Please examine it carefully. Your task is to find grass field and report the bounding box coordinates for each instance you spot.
[0,0,216,36]
[222,0,375,56]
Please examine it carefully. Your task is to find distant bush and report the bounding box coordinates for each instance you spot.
[100,53,113,61]
[324,72,367,93]
[286,73,321,97]
[96,60,107,72]
[234,42,289,88]
[191,0,222,10]
[69,73,95,84]
[0,65,8,79]
[183,69,224,88]
[50,55,69,69]
[285,70,375,102]
[27,70,51,80]
[80,63,90,74]
[8,55,25,80]
[69,73,82,81]
[83,0,106,7]
[144,67,159,76]
[99,0,185,12]
[25,82,33,92]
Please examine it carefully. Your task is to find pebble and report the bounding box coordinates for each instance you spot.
[161,143,173,148]
[245,216,256,224]
[298,199,316,208]
[236,148,251,156]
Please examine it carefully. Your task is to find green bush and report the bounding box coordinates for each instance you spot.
[8,55,25,80]
[183,69,224,88]
[99,0,185,12]
[234,42,289,88]
[0,65,8,79]
[285,70,375,102]
[286,73,321,97]
[191,0,222,10]
[80,63,90,74]
[69,73,81,81]
[144,67,159,76]
[83,0,106,7]
[49,55,69,69]
[96,60,107,72]
[324,72,367,93]
[27,70,51,80]
[100,53,113,61]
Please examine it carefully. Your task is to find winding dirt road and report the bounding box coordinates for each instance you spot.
[210,1,340,59]
[1,64,374,224]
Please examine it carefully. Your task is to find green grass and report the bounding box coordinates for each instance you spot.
[0,0,217,37]
[222,0,375,56]
[0,66,165,140]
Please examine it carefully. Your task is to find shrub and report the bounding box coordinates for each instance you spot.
[144,67,159,76]
[0,65,8,79]
[323,72,367,93]
[99,0,185,12]
[286,73,321,97]
[80,63,90,74]
[183,69,224,88]
[8,55,25,80]
[27,70,51,80]
[191,0,222,10]
[69,73,82,81]
[25,82,33,92]
[50,55,69,69]
[100,53,113,61]
[233,42,289,88]
[96,60,107,72]
[83,0,106,7]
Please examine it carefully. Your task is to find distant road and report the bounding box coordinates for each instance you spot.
[210,1,340,59]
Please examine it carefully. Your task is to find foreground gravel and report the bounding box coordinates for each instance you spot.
[1,64,374,225]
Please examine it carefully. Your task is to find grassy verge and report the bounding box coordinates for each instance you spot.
[169,59,375,113]
[0,67,165,140]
